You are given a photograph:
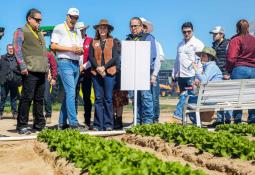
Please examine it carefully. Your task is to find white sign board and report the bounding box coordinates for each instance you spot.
[121,41,151,91]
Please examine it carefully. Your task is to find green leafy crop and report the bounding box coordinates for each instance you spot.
[37,129,205,175]
[127,123,255,160]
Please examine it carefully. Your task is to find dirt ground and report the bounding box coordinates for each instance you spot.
[0,140,54,175]
[0,97,251,175]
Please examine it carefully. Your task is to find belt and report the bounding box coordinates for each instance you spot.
[58,58,79,63]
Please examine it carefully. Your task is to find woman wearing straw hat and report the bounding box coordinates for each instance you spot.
[174,47,223,124]
[89,19,118,131]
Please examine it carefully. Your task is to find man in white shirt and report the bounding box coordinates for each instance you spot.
[172,22,204,93]
[172,22,204,120]
[51,8,84,131]
[140,17,165,123]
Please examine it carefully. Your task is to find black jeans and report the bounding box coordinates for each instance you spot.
[75,73,92,126]
[17,72,46,130]
[44,80,57,117]
[0,81,19,114]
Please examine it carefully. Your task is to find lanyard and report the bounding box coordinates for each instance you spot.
[64,22,77,43]
[26,24,39,40]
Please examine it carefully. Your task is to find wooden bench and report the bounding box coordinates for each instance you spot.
[182,79,255,127]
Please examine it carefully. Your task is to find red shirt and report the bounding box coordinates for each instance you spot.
[227,34,255,73]
[83,36,93,63]
[47,52,57,80]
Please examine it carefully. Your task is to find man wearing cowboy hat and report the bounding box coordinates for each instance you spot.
[126,17,157,125]
[51,8,84,131]
[75,22,93,130]
[140,17,165,123]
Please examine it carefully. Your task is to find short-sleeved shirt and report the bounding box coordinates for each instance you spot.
[51,22,83,60]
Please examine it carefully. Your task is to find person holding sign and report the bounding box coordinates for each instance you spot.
[126,17,157,125]
[89,19,118,131]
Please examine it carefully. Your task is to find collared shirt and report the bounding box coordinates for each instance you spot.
[51,22,83,60]
[172,36,204,78]
[195,61,223,84]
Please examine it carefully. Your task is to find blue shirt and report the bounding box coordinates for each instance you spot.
[195,61,223,84]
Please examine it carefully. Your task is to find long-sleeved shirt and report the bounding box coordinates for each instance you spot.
[195,61,223,84]
[152,40,165,76]
[89,39,118,69]
[13,28,26,71]
[226,34,255,73]
[172,36,204,78]
[47,52,57,80]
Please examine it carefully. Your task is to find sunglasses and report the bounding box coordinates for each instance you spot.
[182,30,192,34]
[69,15,79,20]
[130,25,141,28]
[31,17,42,23]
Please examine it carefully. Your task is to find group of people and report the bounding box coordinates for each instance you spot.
[1,7,255,135]
[172,19,255,125]
[1,7,164,135]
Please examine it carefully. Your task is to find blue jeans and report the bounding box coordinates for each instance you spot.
[174,90,194,119]
[58,59,80,127]
[231,66,255,123]
[151,78,160,123]
[137,89,154,125]
[92,74,115,130]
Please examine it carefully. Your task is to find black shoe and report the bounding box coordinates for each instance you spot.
[58,124,69,130]
[18,127,31,135]
[210,121,224,128]
[114,116,123,130]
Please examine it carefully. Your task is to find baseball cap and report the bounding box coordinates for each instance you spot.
[209,26,224,34]
[140,17,153,33]
[67,8,79,16]
[75,22,89,30]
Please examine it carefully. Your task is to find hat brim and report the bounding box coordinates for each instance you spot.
[93,24,114,31]
[79,25,90,30]
[196,51,216,59]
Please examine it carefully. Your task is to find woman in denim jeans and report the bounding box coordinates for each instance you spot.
[174,47,223,124]
[89,19,118,131]
[227,19,255,124]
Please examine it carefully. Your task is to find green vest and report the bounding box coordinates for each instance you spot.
[21,25,48,73]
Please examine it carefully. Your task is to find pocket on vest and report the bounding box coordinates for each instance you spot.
[25,56,49,73]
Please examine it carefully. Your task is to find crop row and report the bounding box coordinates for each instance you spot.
[37,129,205,175]
[215,124,255,136]
[127,123,255,160]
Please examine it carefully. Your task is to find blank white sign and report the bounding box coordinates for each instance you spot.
[121,41,151,90]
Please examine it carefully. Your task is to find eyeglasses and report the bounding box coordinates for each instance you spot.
[130,25,141,28]
[69,15,79,20]
[182,30,192,34]
[31,17,42,23]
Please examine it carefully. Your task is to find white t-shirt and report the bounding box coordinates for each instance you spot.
[51,22,83,60]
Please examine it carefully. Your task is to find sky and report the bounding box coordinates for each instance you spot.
[0,0,255,59]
